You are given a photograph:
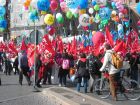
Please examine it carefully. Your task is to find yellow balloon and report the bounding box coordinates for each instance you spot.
[41,11,47,15]
[79,9,86,15]
[44,14,54,25]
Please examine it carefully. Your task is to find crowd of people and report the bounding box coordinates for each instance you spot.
[0,43,140,101]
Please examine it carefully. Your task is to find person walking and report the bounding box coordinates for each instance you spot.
[99,43,120,101]
[75,53,90,93]
[19,51,31,86]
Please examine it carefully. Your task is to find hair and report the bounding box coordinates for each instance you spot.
[104,43,111,50]
[80,53,86,58]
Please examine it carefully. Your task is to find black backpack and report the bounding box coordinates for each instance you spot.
[88,55,102,74]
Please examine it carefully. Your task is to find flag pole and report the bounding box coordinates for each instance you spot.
[33,21,40,92]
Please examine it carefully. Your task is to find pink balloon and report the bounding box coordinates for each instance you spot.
[60,2,68,12]
[59,0,64,2]
[50,0,58,11]
[92,32,105,46]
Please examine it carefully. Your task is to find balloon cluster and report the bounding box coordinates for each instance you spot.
[0,1,7,32]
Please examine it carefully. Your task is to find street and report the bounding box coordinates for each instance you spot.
[0,72,140,105]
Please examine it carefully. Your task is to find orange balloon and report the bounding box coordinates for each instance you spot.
[24,1,30,7]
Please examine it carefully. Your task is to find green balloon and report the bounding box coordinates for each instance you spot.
[57,17,64,24]
[66,11,73,19]
[0,28,5,32]
[94,5,100,11]
[73,13,78,18]
[0,16,4,20]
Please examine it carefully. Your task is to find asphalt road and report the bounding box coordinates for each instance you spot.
[0,72,140,105]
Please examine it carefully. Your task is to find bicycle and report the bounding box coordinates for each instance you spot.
[94,69,140,101]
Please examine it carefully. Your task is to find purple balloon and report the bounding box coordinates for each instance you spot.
[59,0,64,2]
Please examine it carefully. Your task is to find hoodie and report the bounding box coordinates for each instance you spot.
[100,50,119,75]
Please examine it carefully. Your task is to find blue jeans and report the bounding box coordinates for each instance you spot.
[76,77,88,93]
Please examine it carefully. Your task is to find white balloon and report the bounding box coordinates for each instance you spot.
[112,10,117,15]
[118,24,123,30]
[119,12,124,18]
[79,14,90,26]
[0,0,6,6]
[56,13,62,19]
[88,8,94,14]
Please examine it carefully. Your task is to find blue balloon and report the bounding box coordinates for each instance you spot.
[29,10,39,21]
[111,2,116,8]
[92,0,96,6]
[37,0,50,11]
[0,19,7,28]
[136,2,140,14]
[79,0,88,9]
[0,6,6,16]
[99,7,111,20]
[66,0,79,9]
[111,30,118,41]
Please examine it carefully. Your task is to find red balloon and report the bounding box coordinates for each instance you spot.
[48,27,55,35]
[82,26,88,31]
[92,31,105,46]
[50,0,58,11]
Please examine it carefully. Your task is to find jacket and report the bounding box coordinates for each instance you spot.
[76,58,90,78]
[100,50,119,75]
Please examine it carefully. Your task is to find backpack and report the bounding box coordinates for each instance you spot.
[62,59,70,69]
[88,55,102,74]
[111,52,123,69]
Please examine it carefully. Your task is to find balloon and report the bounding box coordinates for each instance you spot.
[0,27,5,32]
[44,14,54,25]
[88,8,94,14]
[66,11,73,19]
[56,13,62,19]
[79,0,88,9]
[0,6,6,16]
[112,10,117,15]
[73,13,78,18]
[99,7,111,20]
[136,2,140,14]
[119,12,124,18]
[92,31,105,46]
[0,0,6,6]
[56,16,64,24]
[79,9,86,15]
[0,19,7,28]
[41,11,47,15]
[37,0,50,11]
[111,2,116,8]
[29,10,39,21]
[48,26,55,35]
[92,31,96,36]
[79,14,90,27]
[60,1,69,12]
[50,0,58,11]
[89,16,94,24]
[94,5,100,11]
[24,1,30,7]
[137,20,140,26]
[92,0,96,6]
[66,0,79,9]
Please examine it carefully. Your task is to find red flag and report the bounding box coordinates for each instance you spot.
[57,36,63,53]
[105,26,114,47]
[21,39,27,51]
[70,36,77,56]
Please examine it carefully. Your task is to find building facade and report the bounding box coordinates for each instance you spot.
[10,0,45,44]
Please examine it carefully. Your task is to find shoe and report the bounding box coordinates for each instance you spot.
[59,84,62,87]
[28,81,32,86]
[113,97,117,101]
[19,81,22,85]
[37,84,42,88]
